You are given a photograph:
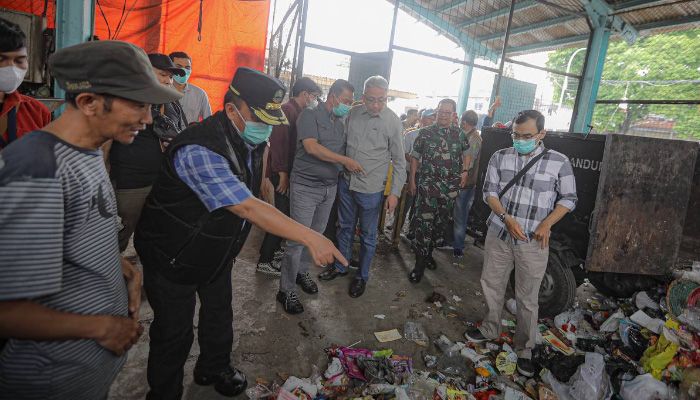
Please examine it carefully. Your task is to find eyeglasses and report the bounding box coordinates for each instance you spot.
[364,96,387,105]
[511,132,539,140]
[437,111,453,116]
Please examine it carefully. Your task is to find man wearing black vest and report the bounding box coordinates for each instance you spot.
[134,67,346,400]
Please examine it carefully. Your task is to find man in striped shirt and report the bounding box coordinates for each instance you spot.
[464,110,577,378]
[0,41,183,399]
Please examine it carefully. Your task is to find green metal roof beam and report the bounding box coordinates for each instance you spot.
[478,14,582,41]
[398,0,501,63]
[612,0,668,12]
[506,34,588,54]
[457,0,539,28]
[437,0,468,14]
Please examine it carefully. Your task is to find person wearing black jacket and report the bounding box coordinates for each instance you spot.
[135,67,347,400]
[107,53,188,251]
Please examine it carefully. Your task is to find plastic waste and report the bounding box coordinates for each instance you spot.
[506,298,517,315]
[599,310,625,332]
[619,373,669,400]
[640,334,679,380]
[541,352,612,400]
[635,291,660,311]
[404,321,429,346]
[630,309,664,334]
[678,306,700,332]
[495,351,517,375]
[673,262,700,284]
[245,384,273,400]
[281,376,318,398]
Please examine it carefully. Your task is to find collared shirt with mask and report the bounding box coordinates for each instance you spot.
[178,83,212,124]
[344,104,406,197]
[482,144,577,244]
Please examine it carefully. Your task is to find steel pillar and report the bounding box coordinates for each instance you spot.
[54,0,95,99]
[457,49,474,114]
[572,0,638,133]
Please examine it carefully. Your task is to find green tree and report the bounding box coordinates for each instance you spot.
[546,28,700,140]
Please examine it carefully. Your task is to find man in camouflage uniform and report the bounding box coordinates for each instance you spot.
[407,99,470,283]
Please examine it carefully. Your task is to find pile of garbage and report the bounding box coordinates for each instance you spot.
[247,266,700,400]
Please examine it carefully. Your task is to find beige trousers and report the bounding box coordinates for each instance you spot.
[478,230,549,359]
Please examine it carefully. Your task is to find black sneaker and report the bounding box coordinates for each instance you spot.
[193,365,247,397]
[256,261,281,277]
[276,291,304,314]
[463,328,487,343]
[426,255,437,270]
[273,249,285,262]
[296,272,318,294]
[517,357,536,377]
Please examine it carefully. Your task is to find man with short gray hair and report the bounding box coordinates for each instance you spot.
[318,75,406,298]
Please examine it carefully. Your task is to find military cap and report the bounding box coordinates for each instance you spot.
[49,40,182,105]
[229,67,288,126]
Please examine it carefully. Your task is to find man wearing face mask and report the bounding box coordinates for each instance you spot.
[318,75,406,298]
[464,110,577,378]
[107,53,188,252]
[169,51,212,124]
[0,18,51,150]
[134,67,347,399]
[277,79,360,314]
[257,77,323,276]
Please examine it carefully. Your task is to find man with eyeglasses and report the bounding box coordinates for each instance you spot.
[464,109,577,378]
[318,75,406,298]
[407,99,470,283]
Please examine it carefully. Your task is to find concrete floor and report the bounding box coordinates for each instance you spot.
[109,227,490,399]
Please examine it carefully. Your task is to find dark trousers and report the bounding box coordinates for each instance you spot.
[258,174,290,263]
[143,264,234,400]
[323,195,339,245]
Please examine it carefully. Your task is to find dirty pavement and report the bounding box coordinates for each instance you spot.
[109,228,700,400]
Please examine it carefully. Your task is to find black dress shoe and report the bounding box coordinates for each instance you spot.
[408,269,423,283]
[349,278,366,298]
[296,272,318,294]
[426,255,437,270]
[194,365,247,397]
[318,266,347,281]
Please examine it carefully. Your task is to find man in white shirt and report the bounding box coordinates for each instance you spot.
[169,51,212,124]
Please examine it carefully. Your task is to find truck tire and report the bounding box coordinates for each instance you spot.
[509,252,577,318]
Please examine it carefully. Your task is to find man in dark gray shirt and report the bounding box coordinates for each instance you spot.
[277,79,362,314]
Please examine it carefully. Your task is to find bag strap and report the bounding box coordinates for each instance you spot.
[498,148,549,199]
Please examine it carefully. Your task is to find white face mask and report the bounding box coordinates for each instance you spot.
[0,65,27,94]
[307,98,318,109]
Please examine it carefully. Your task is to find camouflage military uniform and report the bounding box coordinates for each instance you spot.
[410,124,469,257]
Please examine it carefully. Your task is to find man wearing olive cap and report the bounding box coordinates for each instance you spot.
[0,40,182,399]
[134,67,347,399]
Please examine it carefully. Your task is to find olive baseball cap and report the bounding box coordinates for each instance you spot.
[49,40,183,105]
[229,67,288,126]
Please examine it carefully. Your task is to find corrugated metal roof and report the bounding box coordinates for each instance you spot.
[394,0,700,56]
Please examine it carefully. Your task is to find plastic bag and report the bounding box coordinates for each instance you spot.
[540,353,612,400]
[619,373,668,400]
[640,334,679,380]
[405,321,429,346]
[599,310,625,332]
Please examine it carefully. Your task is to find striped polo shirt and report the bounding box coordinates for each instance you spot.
[0,131,128,399]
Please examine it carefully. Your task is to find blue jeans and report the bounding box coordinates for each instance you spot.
[453,186,476,251]
[333,178,383,281]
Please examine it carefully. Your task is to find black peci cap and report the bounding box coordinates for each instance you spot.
[49,40,182,105]
[229,67,288,126]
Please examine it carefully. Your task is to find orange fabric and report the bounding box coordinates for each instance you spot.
[2,0,270,110]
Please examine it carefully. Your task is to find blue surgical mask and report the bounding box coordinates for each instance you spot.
[173,69,191,85]
[513,138,538,154]
[231,104,273,145]
[333,102,351,117]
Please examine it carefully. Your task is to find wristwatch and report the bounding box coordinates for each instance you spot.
[498,212,507,222]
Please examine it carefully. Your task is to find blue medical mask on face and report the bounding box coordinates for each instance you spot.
[333,102,351,117]
[173,69,191,85]
[513,138,538,154]
[231,104,273,145]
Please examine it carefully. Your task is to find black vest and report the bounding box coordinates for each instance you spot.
[134,111,265,284]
